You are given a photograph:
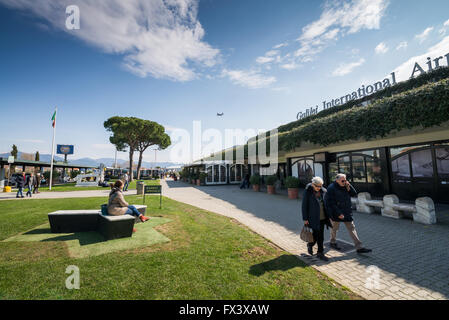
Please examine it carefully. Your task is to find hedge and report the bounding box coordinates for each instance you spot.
[277,67,449,133]
[278,77,449,150]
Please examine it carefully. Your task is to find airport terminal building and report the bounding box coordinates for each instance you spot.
[184,66,449,203]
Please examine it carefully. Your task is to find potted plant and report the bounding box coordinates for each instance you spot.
[266,175,277,194]
[191,173,198,185]
[195,173,201,186]
[199,172,208,186]
[285,176,300,199]
[249,174,261,192]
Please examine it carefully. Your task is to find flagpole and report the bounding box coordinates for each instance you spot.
[49,107,57,191]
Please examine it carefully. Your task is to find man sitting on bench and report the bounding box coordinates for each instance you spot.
[108,180,149,232]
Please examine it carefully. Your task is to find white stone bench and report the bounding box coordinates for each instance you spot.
[355,192,436,225]
[356,192,383,214]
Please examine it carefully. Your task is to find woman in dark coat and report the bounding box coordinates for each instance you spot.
[302,176,332,261]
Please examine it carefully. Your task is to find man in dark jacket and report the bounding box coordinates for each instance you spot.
[15,173,25,198]
[302,176,332,261]
[324,173,371,254]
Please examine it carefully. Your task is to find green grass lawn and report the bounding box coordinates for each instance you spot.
[0,194,360,300]
[36,179,160,192]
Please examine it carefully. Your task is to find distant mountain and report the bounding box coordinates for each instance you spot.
[0,152,184,168]
[0,152,64,162]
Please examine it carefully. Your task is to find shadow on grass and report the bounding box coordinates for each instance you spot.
[249,254,305,276]
[23,228,53,235]
[21,227,107,246]
[40,232,106,246]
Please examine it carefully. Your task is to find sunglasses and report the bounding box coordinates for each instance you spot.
[312,184,322,188]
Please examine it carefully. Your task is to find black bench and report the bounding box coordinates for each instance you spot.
[48,205,147,240]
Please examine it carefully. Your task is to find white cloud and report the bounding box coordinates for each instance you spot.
[221,69,276,89]
[0,0,219,81]
[256,56,275,64]
[256,49,282,65]
[393,36,449,82]
[332,58,365,76]
[265,50,279,57]
[396,41,407,50]
[415,27,434,43]
[375,42,388,54]
[249,0,388,75]
[295,0,388,62]
[280,62,299,70]
[439,19,449,35]
[273,42,288,49]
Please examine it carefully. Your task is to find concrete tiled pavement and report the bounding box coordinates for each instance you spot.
[161,180,449,300]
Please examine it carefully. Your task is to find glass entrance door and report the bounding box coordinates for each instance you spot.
[206,164,228,184]
[435,144,449,201]
[390,144,437,200]
[229,164,243,184]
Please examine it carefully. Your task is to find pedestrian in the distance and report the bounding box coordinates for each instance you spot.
[25,173,34,197]
[240,173,250,189]
[16,173,25,198]
[324,173,372,254]
[302,176,332,261]
[122,172,129,192]
[33,173,41,194]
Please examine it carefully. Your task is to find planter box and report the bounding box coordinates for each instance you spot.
[267,185,276,194]
[253,184,260,192]
[288,188,299,199]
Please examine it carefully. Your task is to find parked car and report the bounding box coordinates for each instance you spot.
[7,173,22,187]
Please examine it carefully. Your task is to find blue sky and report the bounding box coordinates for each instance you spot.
[1,0,449,164]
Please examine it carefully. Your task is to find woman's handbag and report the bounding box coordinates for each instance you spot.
[300,225,314,243]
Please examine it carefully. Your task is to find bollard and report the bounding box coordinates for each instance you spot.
[356,192,374,213]
[382,194,402,219]
[414,197,436,225]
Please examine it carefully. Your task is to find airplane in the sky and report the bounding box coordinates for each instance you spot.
[217,112,224,116]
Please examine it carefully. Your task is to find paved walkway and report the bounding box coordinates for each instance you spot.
[0,189,135,200]
[161,180,449,300]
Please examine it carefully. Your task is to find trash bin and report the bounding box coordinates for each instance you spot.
[136,181,145,195]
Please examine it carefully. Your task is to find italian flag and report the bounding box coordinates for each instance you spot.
[51,110,56,128]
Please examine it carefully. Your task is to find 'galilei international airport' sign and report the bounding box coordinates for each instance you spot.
[296,52,449,120]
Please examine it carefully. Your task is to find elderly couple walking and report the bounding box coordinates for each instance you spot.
[301,173,372,261]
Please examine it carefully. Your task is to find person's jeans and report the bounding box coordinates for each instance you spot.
[125,205,141,217]
[123,181,129,191]
[240,181,250,189]
[309,220,326,253]
[330,220,363,250]
[26,185,33,196]
[16,187,23,197]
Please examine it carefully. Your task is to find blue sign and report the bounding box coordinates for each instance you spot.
[57,144,74,155]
